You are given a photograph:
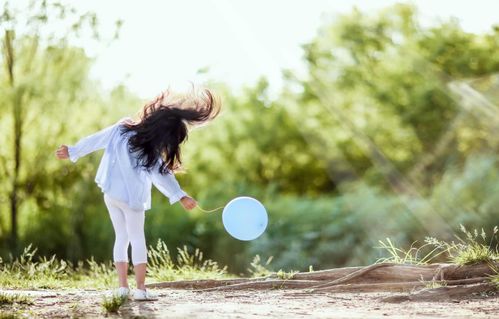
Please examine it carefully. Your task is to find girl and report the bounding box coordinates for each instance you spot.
[55,88,220,301]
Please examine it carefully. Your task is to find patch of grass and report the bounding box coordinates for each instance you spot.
[0,292,34,305]
[0,244,115,289]
[147,239,230,282]
[492,274,499,288]
[375,238,447,264]
[247,255,274,277]
[419,275,448,289]
[276,269,299,280]
[376,225,498,265]
[0,239,232,289]
[427,225,498,265]
[101,294,127,314]
[0,312,22,319]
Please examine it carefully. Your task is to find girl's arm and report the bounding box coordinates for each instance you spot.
[149,168,188,205]
[149,166,197,210]
[58,123,119,163]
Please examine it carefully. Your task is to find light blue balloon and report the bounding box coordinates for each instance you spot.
[222,197,268,241]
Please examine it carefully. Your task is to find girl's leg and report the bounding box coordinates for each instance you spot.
[104,195,130,288]
[133,263,147,290]
[122,207,147,290]
[115,262,129,288]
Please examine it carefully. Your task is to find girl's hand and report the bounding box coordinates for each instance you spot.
[180,196,197,211]
[56,145,69,160]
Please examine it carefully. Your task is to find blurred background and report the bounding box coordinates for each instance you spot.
[1,0,498,274]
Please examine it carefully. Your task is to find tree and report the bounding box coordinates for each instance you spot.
[285,4,499,190]
[0,0,120,253]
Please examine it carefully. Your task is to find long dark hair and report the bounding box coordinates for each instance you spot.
[121,88,221,174]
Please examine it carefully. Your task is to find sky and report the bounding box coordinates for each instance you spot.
[64,0,499,98]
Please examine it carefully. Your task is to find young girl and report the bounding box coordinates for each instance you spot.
[55,89,220,301]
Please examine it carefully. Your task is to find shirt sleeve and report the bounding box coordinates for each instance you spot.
[149,165,188,205]
[67,122,119,163]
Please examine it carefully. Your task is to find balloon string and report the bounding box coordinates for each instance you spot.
[196,205,224,213]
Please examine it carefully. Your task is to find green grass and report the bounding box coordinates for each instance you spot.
[276,269,299,280]
[0,292,33,305]
[101,294,128,313]
[376,225,498,266]
[0,312,22,319]
[0,239,232,290]
[147,240,230,282]
[419,276,448,289]
[376,238,447,264]
[247,255,274,277]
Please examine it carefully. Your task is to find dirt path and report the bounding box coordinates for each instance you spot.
[2,288,498,318]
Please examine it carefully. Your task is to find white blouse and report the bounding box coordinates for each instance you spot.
[67,118,188,211]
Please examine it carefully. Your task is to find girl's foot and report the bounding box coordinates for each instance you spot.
[113,287,130,299]
[133,288,158,301]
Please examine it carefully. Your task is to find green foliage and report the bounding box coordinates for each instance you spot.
[287,3,499,188]
[1,2,499,274]
[101,294,127,314]
[248,184,415,270]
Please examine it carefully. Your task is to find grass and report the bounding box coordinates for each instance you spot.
[247,255,274,277]
[376,225,498,266]
[419,275,448,289]
[0,292,33,305]
[276,269,299,280]
[0,312,22,319]
[376,238,447,265]
[147,240,230,282]
[492,273,499,288]
[0,239,231,290]
[101,294,128,313]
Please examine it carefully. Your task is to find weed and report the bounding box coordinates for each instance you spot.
[101,294,127,313]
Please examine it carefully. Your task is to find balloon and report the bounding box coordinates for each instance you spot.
[222,197,268,241]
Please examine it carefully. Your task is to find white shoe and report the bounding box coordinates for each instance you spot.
[113,287,130,299]
[133,288,158,301]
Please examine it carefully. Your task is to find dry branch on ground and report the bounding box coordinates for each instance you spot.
[146,262,498,301]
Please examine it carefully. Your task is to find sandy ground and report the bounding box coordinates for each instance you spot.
[1,288,498,319]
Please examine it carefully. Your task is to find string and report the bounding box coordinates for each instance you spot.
[196,205,224,213]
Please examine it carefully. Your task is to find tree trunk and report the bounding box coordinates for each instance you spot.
[3,29,22,253]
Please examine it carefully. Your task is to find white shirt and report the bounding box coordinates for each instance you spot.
[67,118,188,211]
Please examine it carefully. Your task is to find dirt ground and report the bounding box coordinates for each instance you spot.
[1,288,498,319]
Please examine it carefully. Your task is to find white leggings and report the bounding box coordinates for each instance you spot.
[103,194,147,266]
